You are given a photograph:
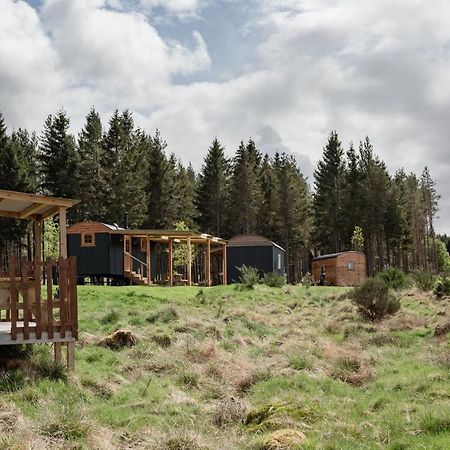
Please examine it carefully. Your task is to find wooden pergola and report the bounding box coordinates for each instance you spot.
[0,189,79,369]
[111,229,228,287]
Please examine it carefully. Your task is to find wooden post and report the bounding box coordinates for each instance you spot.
[146,236,151,285]
[59,207,67,258]
[34,220,43,338]
[54,342,62,364]
[67,341,75,371]
[223,244,227,286]
[168,239,173,286]
[187,236,192,287]
[205,240,211,287]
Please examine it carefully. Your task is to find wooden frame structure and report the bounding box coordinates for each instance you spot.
[0,189,79,369]
[110,229,228,287]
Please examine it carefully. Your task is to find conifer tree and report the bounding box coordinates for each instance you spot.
[313,131,345,253]
[196,138,229,236]
[77,108,105,221]
[274,153,311,282]
[228,139,262,235]
[0,114,36,250]
[102,110,148,227]
[39,110,78,199]
[258,154,277,240]
[174,162,198,228]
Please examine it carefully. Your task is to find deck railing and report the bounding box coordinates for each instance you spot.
[0,256,78,343]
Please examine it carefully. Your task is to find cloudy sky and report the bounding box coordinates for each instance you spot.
[1,0,450,231]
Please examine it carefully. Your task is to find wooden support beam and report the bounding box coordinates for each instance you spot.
[41,206,60,220]
[0,210,20,218]
[20,202,43,219]
[59,207,67,258]
[187,236,192,287]
[168,239,173,286]
[54,342,62,364]
[67,341,75,371]
[223,244,228,286]
[146,236,151,285]
[205,240,211,287]
[34,220,43,339]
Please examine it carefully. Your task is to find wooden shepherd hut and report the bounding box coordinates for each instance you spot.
[226,234,285,284]
[0,189,79,369]
[67,222,228,286]
[311,251,366,286]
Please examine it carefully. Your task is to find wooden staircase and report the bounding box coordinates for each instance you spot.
[124,270,149,285]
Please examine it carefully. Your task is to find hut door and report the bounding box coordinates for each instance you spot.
[124,236,131,273]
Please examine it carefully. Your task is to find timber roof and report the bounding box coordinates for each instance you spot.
[228,234,285,252]
[0,189,79,221]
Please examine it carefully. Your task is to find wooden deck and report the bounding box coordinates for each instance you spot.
[0,321,75,345]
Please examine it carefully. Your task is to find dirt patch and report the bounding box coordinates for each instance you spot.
[99,329,136,350]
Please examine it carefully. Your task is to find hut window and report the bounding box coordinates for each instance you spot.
[81,233,95,247]
[347,261,354,270]
[277,254,282,270]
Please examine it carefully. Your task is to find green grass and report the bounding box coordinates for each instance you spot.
[1,284,449,449]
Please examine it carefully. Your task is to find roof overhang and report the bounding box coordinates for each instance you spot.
[0,189,79,221]
[110,229,227,244]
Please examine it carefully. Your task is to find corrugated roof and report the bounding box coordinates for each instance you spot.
[227,234,285,251]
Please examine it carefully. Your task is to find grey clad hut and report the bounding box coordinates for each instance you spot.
[226,234,285,284]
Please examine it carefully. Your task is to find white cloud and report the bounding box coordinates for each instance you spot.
[2,0,450,230]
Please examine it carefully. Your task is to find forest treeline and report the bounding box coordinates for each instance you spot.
[0,109,446,282]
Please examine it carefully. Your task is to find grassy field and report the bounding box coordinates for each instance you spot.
[0,284,449,449]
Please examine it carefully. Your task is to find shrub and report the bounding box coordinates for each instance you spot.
[433,276,450,299]
[351,278,401,321]
[376,267,410,291]
[146,306,178,323]
[263,272,285,288]
[236,265,260,289]
[100,308,120,324]
[411,270,435,291]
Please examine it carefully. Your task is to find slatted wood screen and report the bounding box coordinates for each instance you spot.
[0,256,78,342]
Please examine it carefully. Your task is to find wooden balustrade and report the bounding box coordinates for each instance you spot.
[0,256,78,344]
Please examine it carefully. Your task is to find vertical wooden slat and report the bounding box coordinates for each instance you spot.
[46,258,54,339]
[168,239,173,286]
[187,236,192,287]
[59,257,67,338]
[223,244,228,286]
[69,256,78,339]
[21,257,30,341]
[34,259,42,339]
[54,342,62,364]
[9,257,18,341]
[146,236,151,285]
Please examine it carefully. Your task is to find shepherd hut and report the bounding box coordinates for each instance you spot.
[311,251,366,286]
[226,234,285,284]
[67,222,228,286]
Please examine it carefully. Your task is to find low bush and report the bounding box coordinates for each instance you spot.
[351,278,401,321]
[376,267,410,291]
[301,272,314,287]
[100,308,120,325]
[420,411,450,434]
[411,270,435,291]
[146,306,179,323]
[433,276,450,299]
[236,265,260,289]
[263,272,285,288]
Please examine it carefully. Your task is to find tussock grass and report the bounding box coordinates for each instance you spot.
[0,284,447,449]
